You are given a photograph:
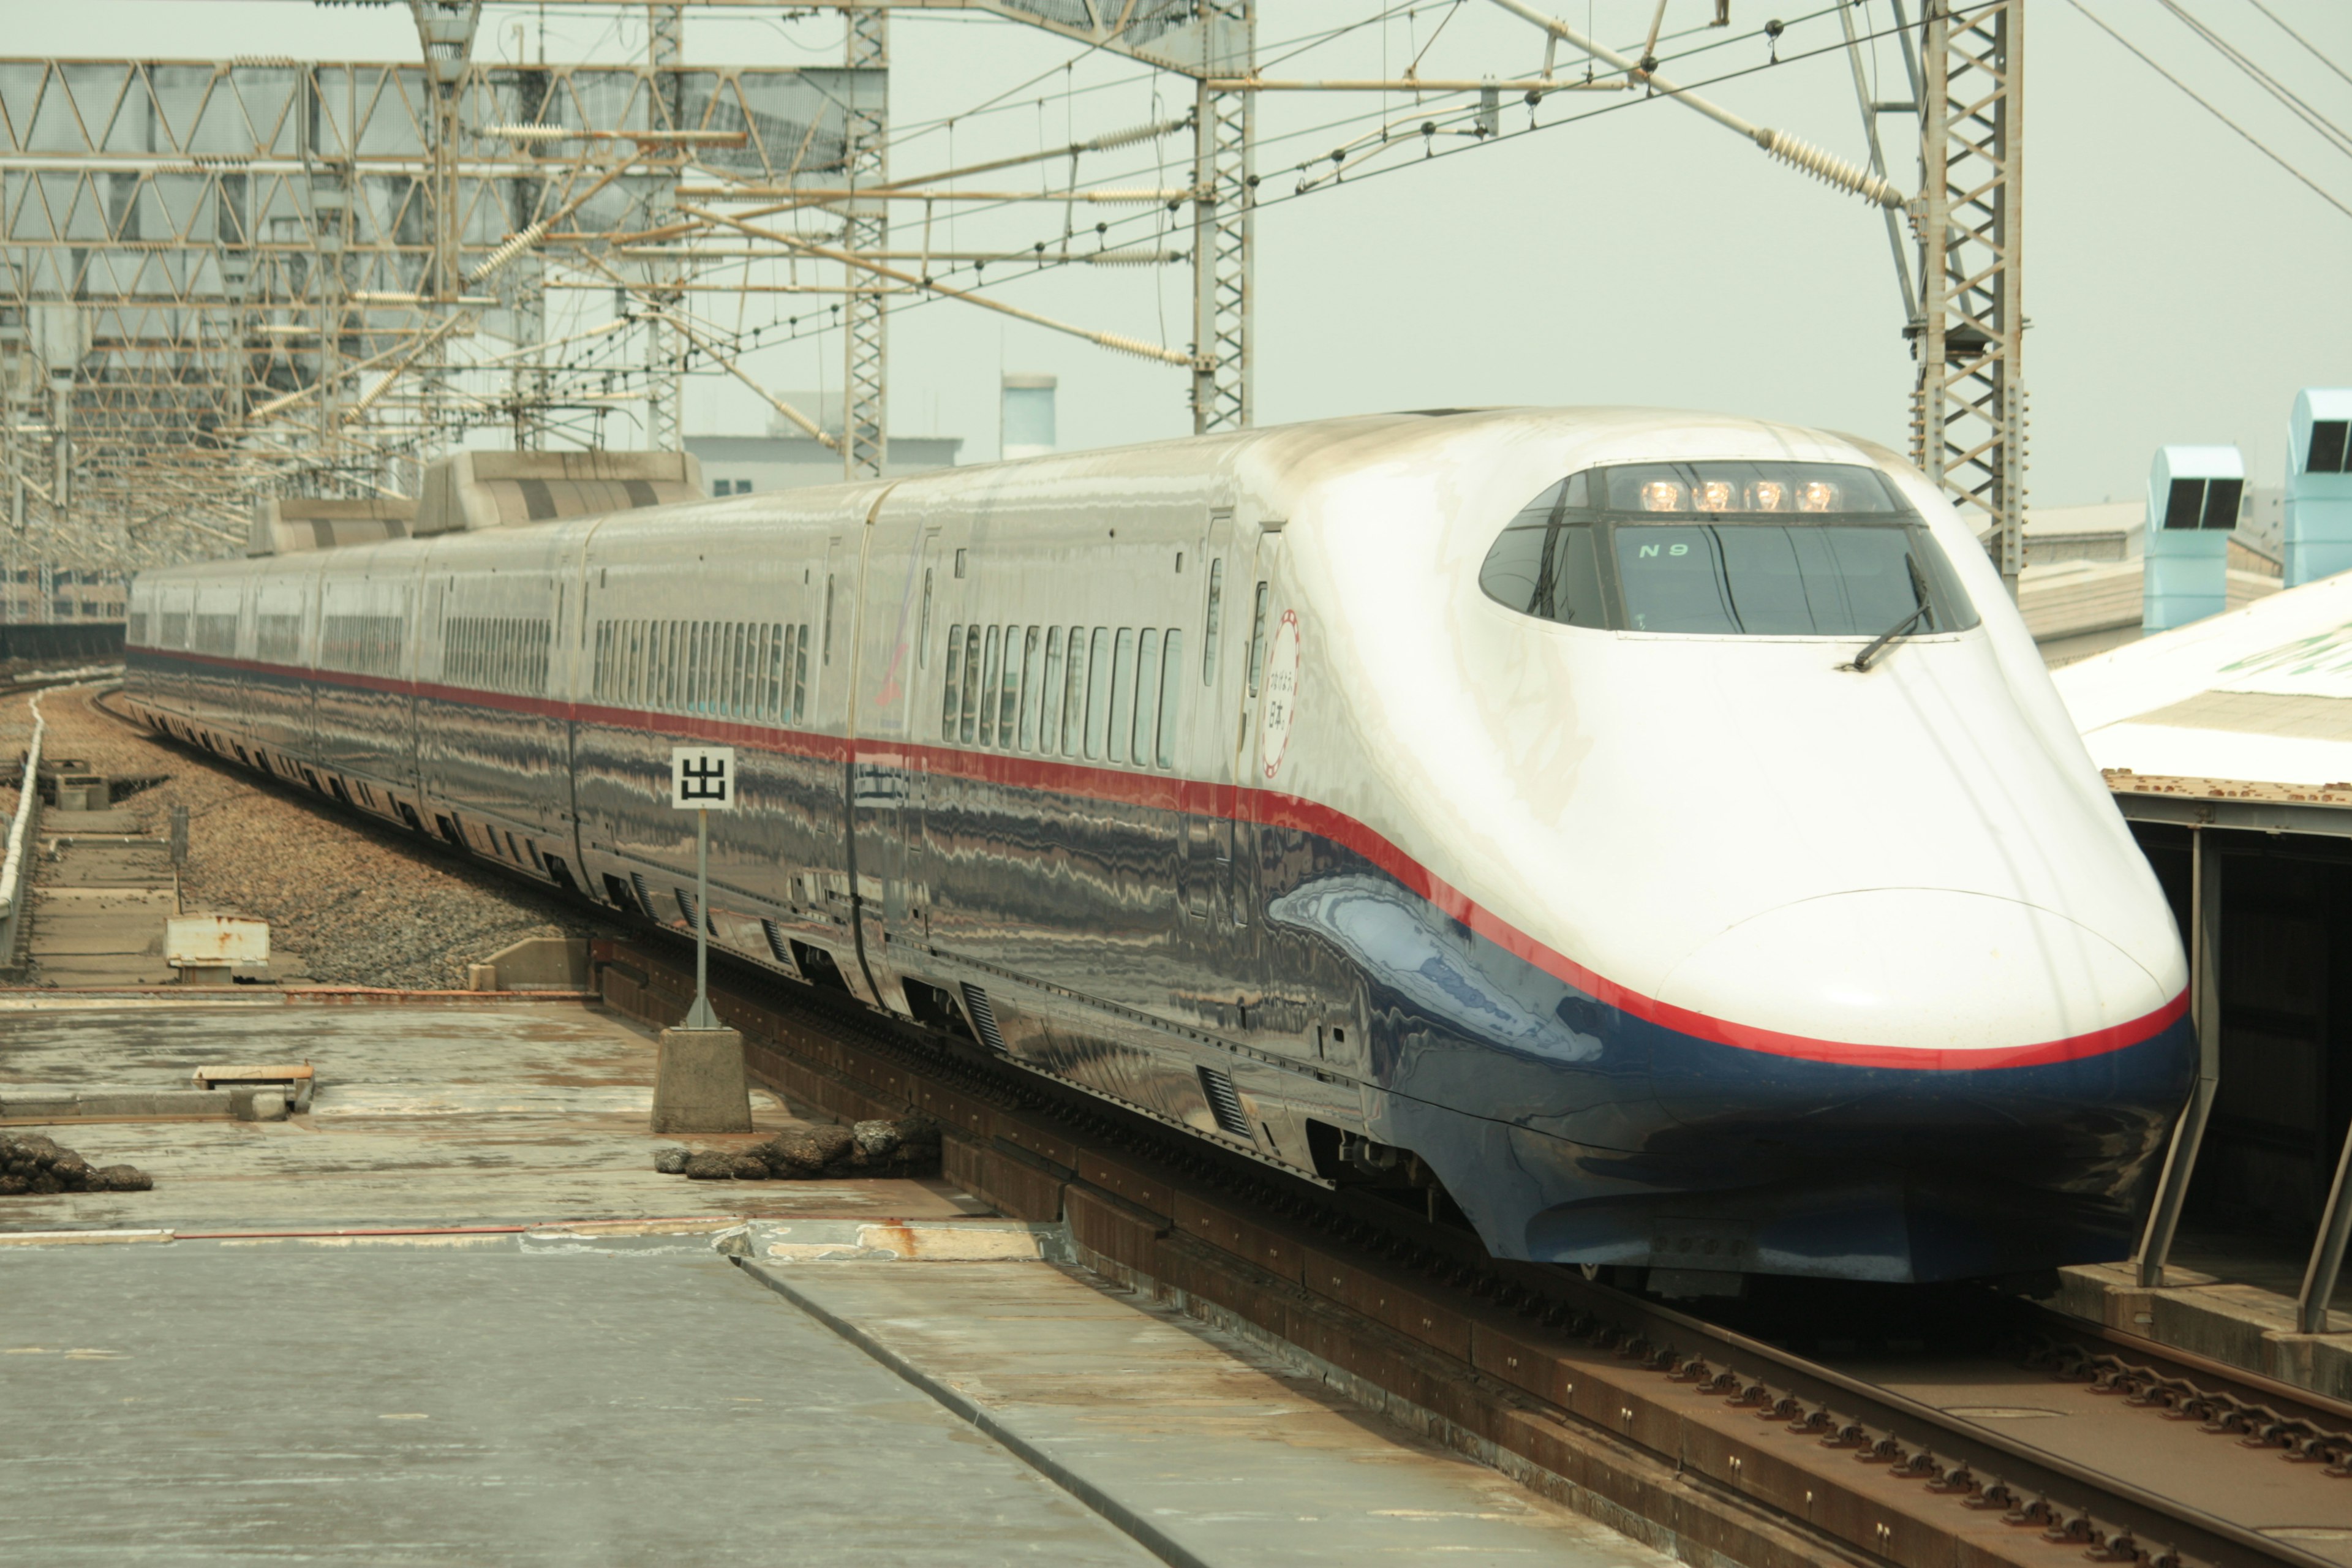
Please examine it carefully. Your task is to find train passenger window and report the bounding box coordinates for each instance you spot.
[768,622,786,719]
[793,625,810,720]
[1017,628,1043,751]
[1246,582,1270,697]
[943,624,964,737]
[1109,628,1137,764]
[997,627,1023,749]
[1041,628,1065,753]
[960,625,982,744]
[1061,626,1087,754]
[1083,628,1111,758]
[1133,630,1161,766]
[1156,630,1185,769]
[978,627,1002,745]
[1202,560,1223,687]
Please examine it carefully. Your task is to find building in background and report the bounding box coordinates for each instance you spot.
[1001,373,1057,460]
[685,394,963,497]
[0,566,124,624]
[2000,463,2288,669]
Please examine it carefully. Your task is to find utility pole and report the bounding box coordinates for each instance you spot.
[646,4,685,453]
[1911,1,2026,599]
[1191,0,1254,435]
[842,4,889,478]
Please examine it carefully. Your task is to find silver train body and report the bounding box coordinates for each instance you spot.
[124,409,2195,1284]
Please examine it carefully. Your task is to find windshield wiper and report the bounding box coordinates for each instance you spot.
[1841,557,1934,673]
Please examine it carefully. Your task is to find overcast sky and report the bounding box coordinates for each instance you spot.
[16,1,2352,507]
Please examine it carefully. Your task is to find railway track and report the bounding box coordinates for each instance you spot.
[95,705,2350,1568]
[631,943,2352,1568]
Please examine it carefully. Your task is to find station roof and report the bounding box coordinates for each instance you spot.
[2052,571,2352,835]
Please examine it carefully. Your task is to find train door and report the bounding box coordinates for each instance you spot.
[1182,509,1242,932]
[1224,521,1284,1032]
[850,505,932,1001]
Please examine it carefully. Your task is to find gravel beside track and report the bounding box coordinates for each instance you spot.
[2,684,603,989]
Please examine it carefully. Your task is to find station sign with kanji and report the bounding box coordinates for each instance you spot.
[669,746,737,811]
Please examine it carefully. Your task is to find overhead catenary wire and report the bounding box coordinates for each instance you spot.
[2069,0,2352,224]
[694,6,1917,361]
[2155,0,2352,162]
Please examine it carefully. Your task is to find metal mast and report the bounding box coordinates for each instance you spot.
[646,4,685,453]
[1191,1,1254,435]
[1912,1,2025,598]
[842,4,889,478]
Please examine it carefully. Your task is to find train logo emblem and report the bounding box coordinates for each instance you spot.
[1259,609,1302,781]
[670,746,737,811]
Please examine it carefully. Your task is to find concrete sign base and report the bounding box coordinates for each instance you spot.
[650,1027,753,1134]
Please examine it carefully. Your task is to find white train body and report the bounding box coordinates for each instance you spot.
[125,409,2193,1283]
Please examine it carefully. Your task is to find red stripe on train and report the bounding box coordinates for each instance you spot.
[132,646,2186,1071]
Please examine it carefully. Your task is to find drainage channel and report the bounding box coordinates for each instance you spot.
[596,935,2346,1568]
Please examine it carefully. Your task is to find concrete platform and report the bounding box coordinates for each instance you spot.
[1,1242,1164,1567]
[0,992,1673,1564]
[0,998,973,1231]
[2053,1231,2352,1401]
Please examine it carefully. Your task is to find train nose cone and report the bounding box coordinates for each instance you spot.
[1613,891,2193,1281]
[1654,889,2169,1063]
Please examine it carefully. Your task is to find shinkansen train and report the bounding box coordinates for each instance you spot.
[123,409,2195,1288]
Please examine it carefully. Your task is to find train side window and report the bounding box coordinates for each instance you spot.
[1133,629,1161,766]
[793,625,810,720]
[734,622,751,717]
[767,622,785,719]
[978,627,1003,746]
[1041,627,1065,754]
[1083,628,1110,758]
[823,575,835,665]
[943,624,965,737]
[1156,629,1185,769]
[1017,627,1043,751]
[1202,560,1223,687]
[997,626,1023,750]
[1061,626,1087,754]
[1246,582,1270,697]
[1107,628,1137,764]
[960,625,982,744]
[919,568,933,669]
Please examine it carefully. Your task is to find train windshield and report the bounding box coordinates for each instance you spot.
[1478,461,1981,637]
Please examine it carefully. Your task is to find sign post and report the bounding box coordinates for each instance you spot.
[650,745,750,1134]
[670,745,734,1030]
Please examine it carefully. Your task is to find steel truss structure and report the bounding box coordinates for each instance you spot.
[1,2,2015,595]
[1910,0,2024,596]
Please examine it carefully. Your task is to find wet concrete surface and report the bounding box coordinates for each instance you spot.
[0,999,977,1231]
[748,1257,1674,1567]
[0,995,1674,1565]
[0,1244,1164,1566]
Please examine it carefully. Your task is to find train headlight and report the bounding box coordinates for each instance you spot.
[1695,480,1736,513]
[1747,480,1787,512]
[1798,480,1841,513]
[1640,481,1685,513]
